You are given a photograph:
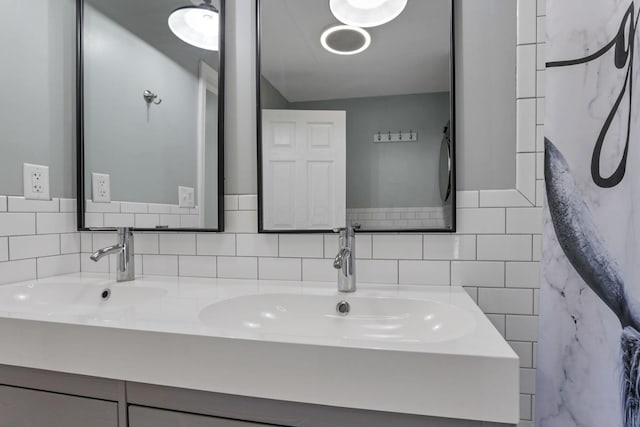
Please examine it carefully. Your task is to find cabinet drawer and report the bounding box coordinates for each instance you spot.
[129,405,280,427]
[0,385,118,427]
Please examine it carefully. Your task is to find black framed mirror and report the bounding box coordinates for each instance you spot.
[77,0,225,231]
[256,0,456,233]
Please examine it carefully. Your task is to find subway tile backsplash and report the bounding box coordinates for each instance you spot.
[85,199,200,229]
[346,206,448,229]
[0,197,80,284]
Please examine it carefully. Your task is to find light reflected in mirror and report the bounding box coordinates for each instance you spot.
[258,0,455,232]
[80,0,224,230]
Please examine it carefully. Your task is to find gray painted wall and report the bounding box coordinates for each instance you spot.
[290,93,450,208]
[260,76,290,110]
[0,0,516,203]
[83,4,198,205]
[0,0,76,197]
[454,0,516,190]
[224,0,258,195]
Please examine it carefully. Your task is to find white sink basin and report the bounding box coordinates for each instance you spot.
[0,281,166,315]
[199,293,476,345]
[0,274,519,423]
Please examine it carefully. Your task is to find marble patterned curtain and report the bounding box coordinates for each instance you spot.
[536,0,640,426]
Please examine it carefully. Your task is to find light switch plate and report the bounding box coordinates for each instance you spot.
[179,186,195,208]
[92,173,111,203]
[23,163,51,200]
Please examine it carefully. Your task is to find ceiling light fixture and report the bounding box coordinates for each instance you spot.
[320,25,371,55]
[329,0,407,28]
[168,0,220,51]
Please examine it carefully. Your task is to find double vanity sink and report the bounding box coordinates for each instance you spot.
[0,274,519,424]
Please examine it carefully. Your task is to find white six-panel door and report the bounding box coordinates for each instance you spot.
[262,109,346,230]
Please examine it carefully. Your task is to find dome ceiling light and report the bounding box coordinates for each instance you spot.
[329,0,408,28]
[168,0,220,51]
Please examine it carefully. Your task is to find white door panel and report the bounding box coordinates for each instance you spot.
[262,109,346,230]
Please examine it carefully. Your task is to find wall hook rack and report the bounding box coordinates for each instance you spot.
[373,129,418,143]
[143,90,162,105]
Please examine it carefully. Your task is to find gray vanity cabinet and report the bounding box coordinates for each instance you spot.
[0,365,514,426]
[129,406,278,427]
[0,385,118,427]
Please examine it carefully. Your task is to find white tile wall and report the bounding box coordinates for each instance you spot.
[0,238,8,262]
[60,233,81,254]
[259,257,301,281]
[399,260,450,285]
[9,234,60,260]
[37,254,81,278]
[136,233,160,254]
[0,213,36,236]
[237,234,278,257]
[159,234,196,255]
[372,235,422,259]
[422,235,476,260]
[302,258,336,282]
[217,256,257,279]
[37,212,76,234]
[197,233,236,255]
[0,259,37,285]
[0,197,80,284]
[357,259,398,284]
[143,254,178,276]
[346,206,448,229]
[85,200,201,229]
[179,255,217,278]
[279,235,324,258]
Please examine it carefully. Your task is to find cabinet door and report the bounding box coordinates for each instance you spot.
[129,405,280,427]
[0,385,118,427]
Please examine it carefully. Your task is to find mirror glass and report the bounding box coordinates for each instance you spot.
[80,0,224,230]
[258,0,454,232]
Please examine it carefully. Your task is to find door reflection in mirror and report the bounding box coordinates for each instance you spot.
[257,0,455,232]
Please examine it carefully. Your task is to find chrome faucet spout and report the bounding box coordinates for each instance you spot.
[334,226,357,293]
[90,244,123,262]
[90,228,135,282]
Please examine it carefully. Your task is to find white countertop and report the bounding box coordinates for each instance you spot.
[0,273,519,424]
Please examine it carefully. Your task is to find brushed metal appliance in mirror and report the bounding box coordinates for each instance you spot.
[257,0,455,232]
[77,0,225,231]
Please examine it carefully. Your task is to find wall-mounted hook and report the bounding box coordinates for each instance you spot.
[143,90,162,105]
[377,131,381,141]
[398,130,403,140]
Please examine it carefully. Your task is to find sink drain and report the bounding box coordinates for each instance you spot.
[336,300,350,315]
[101,288,111,301]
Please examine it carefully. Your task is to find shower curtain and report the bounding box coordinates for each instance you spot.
[536,0,640,426]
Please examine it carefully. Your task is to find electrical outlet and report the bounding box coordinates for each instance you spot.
[23,163,51,200]
[92,173,111,203]
[178,186,195,208]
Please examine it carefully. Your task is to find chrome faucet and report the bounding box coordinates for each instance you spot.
[333,226,357,293]
[90,227,135,282]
